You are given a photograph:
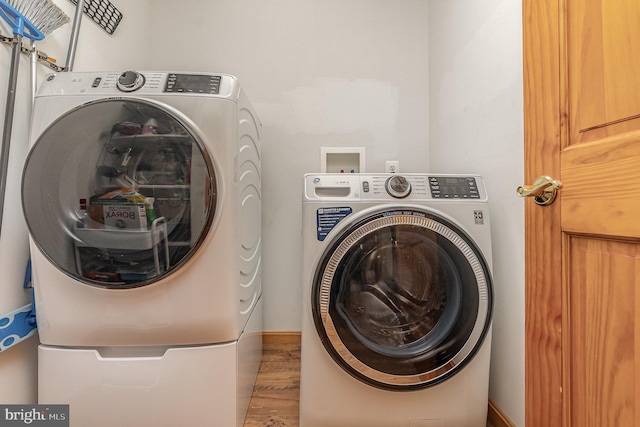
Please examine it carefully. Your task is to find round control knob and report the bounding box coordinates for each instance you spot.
[385,175,412,198]
[116,71,145,92]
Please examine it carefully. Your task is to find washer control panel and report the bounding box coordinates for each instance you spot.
[361,175,427,198]
[428,176,480,199]
[304,174,486,201]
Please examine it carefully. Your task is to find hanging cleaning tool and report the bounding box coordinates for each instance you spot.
[0,260,36,352]
[67,0,122,35]
[15,0,70,102]
[0,0,68,238]
[0,304,37,351]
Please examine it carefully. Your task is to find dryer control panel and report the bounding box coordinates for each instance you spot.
[37,71,238,98]
[164,73,221,94]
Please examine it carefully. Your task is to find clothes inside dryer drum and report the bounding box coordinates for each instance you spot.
[335,227,462,358]
[312,209,492,390]
[22,98,216,289]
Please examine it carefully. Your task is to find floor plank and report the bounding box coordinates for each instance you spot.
[244,340,300,427]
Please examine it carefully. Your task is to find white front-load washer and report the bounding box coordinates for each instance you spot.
[300,173,493,427]
[21,71,262,427]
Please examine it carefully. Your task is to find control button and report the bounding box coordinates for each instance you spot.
[385,175,412,198]
[91,77,102,88]
[363,181,370,193]
[116,71,145,92]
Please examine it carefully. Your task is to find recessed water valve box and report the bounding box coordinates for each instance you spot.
[321,147,366,173]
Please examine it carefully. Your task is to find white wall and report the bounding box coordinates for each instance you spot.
[0,1,524,425]
[428,1,524,425]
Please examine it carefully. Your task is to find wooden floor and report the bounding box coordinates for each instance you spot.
[244,335,301,427]
[243,334,494,427]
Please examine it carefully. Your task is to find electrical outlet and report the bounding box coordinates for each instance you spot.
[385,161,399,173]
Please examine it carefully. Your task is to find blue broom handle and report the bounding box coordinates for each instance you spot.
[0,0,45,40]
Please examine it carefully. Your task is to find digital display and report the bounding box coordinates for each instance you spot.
[429,176,480,199]
[165,74,221,94]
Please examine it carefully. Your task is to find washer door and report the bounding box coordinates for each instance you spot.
[312,208,492,390]
[22,98,216,288]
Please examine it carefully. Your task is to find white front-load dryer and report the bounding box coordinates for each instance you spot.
[22,71,262,427]
[300,173,493,427]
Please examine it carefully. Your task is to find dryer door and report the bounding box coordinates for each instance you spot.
[312,207,492,390]
[22,98,216,288]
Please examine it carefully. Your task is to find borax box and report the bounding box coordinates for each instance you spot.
[88,188,148,230]
[102,204,147,229]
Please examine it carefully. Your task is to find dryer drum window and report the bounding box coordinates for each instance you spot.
[22,98,217,289]
[312,209,492,390]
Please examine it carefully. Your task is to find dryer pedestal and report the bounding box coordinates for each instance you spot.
[39,299,262,427]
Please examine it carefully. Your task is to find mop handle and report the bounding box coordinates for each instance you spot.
[0,27,22,238]
[0,0,45,40]
[66,0,85,71]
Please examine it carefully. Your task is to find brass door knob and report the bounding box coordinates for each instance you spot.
[517,175,561,206]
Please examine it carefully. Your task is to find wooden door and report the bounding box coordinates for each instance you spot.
[524,0,640,426]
